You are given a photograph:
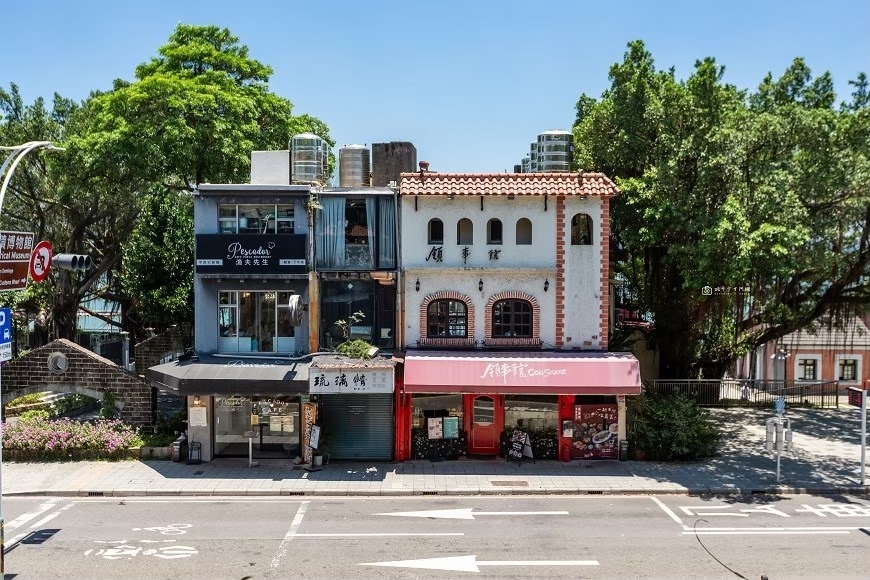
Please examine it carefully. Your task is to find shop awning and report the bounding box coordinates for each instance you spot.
[403,351,641,395]
[147,356,310,395]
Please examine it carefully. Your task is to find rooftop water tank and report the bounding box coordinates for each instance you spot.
[338,145,371,187]
[291,133,329,184]
[536,130,573,172]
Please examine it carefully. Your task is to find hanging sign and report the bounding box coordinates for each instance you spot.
[0,231,35,291]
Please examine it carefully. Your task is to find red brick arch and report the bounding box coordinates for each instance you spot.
[484,291,541,342]
[419,291,476,343]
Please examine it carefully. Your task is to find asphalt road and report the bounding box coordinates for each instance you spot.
[2,493,869,580]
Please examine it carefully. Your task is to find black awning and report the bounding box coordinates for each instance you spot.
[146,356,310,395]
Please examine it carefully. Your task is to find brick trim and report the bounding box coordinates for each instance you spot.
[419,291,476,341]
[555,197,566,349]
[599,198,610,350]
[484,291,541,341]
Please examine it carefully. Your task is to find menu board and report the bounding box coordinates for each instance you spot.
[301,402,317,464]
[572,404,618,459]
[188,406,207,428]
[509,430,534,464]
[427,417,444,439]
[442,416,459,439]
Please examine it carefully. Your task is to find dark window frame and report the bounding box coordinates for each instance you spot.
[839,358,858,381]
[571,213,593,245]
[427,299,468,338]
[492,299,532,338]
[428,218,444,245]
[798,358,818,381]
[487,218,503,245]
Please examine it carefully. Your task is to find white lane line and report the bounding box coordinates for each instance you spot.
[76,499,310,504]
[27,503,75,529]
[650,497,684,526]
[269,500,309,572]
[5,502,57,532]
[294,533,465,537]
[688,526,862,531]
[4,503,75,552]
[683,530,850,535]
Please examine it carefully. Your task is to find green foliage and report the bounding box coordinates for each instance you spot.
[20,409,50,421]
[51,393,98,415]
[100,390,118,419]
[575,41,870,377]
[628,393,719,461]
[334,311,375,359]
[140,432,177,447]
[7,393,45,407]
[154,408,187,434]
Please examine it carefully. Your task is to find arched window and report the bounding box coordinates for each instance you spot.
[515,218,532,245]
[492,299,532,338]
[427,299,468,338]
[428,218,443,244]
[457,218,474,245]
[487,218,503,245]
[571,213,593,245]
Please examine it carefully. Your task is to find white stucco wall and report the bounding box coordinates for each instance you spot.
[561,197,604,349]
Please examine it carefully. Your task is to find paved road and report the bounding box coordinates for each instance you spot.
[3,494,869,579]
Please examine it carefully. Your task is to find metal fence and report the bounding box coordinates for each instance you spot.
[643,379,840,408]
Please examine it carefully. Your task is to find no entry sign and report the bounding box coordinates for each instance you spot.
[29,241,53,282]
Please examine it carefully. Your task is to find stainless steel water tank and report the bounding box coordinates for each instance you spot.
[536,130,573,172]
[291,133,329,184]
[339,145,371,187]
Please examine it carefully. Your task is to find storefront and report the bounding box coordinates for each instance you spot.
[147,355,311,461]
[396,351,641,462]
[309,356,396,461]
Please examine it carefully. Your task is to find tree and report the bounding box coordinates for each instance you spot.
[574,41,869,378]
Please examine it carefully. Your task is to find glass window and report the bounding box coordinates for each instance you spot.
[571,213,593,245]
[214,396,300,458]
[839,359,858,381]
[504,395,558,431]
[220,291,294,353]
[487,218,503,245]
[516,218,532,245]
[320,281,376,349]
[276,291,296,338]
[276,205,295,234]
[219,205,237,234]
[798,358,817,381]
[492,299,532,338]
[428,218,444,244]
[427,299,467,338]
[473,396,495,424]
[412,394,463,428]
[344,199,373,269]
[238,205,274,234]
[457,218,474,245]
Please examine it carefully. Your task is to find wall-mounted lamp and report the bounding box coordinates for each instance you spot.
[193,396,200,406]
[478,279,484,292]
[415,278,420,292]
[544,279,550,292]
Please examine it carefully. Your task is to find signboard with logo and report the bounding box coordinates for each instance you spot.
[195,234,307,274]
[0,306,12,362]
[0,231,35,291]
[310,368,394,394]
[509,429,534,464]
[572,404,619,459]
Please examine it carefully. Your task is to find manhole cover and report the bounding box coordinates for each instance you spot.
[490,480,529,487]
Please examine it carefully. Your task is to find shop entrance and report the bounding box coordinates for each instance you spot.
[464,394,503,455]
[213,395,301,458]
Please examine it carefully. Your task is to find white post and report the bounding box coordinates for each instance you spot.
[775,418,783,484]
[249,436,253,468]
[862,388,867,486]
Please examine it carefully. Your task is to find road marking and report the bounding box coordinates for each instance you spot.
[375,508,569,520]
[684,530,850,535]
[27,503,75,529]
[294,533,464,537]
[5,503,75,552]
[361,555,599,572]
[650,497,684,525]
[687,526,862,531]
[269,500,308,572]
[5,502,57,531]
[680,506,749,517]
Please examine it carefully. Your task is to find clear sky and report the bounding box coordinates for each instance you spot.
[3,0,868,173]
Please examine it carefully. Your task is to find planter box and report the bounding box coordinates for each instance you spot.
[137,446,172,460]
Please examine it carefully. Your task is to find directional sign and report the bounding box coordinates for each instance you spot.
[0,231,35,291]
[375,508,569,520]
[0,306,12,362]
[29,241,52,282]
[774,397,786,416]
[360,555,599,573]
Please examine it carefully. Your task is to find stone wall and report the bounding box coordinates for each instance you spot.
[2,339,153,428]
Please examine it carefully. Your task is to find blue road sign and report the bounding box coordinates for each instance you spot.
[0,306,12,361]
[774,396,786,416]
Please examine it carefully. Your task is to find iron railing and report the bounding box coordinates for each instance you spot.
[643,379,840,408]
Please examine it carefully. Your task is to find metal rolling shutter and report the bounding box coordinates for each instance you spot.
[319,394,393,460]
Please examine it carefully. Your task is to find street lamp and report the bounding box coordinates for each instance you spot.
[0,141,65,577]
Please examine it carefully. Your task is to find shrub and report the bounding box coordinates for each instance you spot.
[100,391,118,419]
[7,393,45,407]
[628,393,719,461]
[51,393,98,415]
[20,409,50,421]
[2,416,142,460]
[336,339,375,360]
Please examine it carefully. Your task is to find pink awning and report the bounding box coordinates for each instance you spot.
[402,351,641,395]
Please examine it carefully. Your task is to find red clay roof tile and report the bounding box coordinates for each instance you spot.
[399,172,620,197]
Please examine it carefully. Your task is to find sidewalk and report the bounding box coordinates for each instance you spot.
[3,406,868,497]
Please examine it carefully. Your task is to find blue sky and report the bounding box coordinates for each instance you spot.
[3,0,868,173]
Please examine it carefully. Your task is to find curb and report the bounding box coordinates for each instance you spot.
[4,486,868,498]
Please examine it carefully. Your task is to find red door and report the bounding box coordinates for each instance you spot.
[465,395,503,455]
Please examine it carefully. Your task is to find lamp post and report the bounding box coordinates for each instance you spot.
[0,141,65,577]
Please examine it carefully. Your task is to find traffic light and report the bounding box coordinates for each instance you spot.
[53,254,92,271]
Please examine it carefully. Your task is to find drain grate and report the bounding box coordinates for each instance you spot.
[421,491,439,496]
[282,492,306,496]
[88,492,105,497]
[586,490,604,495]
[491,480,530,487]
[193,471,204,475]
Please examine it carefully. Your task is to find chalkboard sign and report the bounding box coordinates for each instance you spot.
[508,430,534,465]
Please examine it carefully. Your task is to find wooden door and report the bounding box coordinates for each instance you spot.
[465,394,503,455]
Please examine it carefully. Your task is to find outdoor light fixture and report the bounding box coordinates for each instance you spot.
[193,396,200,406]
[415,278,420,292]
[544,279,550,292]
[478,279,484,292]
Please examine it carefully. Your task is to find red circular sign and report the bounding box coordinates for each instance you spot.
[29,241,53,282]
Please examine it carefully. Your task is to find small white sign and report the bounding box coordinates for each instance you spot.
[188,406,207,427]
[195,259,222,266]
[279,259,305,266]
[310,368,394,394]
[0,342,12,362]
[310,425,321,450]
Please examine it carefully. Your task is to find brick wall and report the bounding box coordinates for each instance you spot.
[484,291,541,342]
[3,339,153,428]
[555,196,566,348]
[134,325,191,377]
[419,291,475,346]
[599,198,610,350]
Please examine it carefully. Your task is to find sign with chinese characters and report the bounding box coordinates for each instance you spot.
[309,368,394,394]
[427,417,443,439]
[572,404,618,459]
[0,231,35,291]
[194,234,307,274]
[188,406,207,427]
[479,361,569,384]
[426,246,443,262]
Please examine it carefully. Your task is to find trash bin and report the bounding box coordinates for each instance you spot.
[187,442,202,465]
[171,434,188,463]
[619,439,629,461]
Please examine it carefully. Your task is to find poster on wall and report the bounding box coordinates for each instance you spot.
[302,402,317,464]
[427,417,443,439]
[188,407,207,428]
[572,404,618,459]
[442,416,459,439]
[310,425,321,450]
